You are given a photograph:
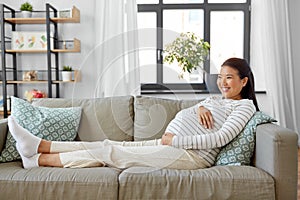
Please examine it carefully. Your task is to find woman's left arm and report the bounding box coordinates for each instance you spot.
[171,100,256,150]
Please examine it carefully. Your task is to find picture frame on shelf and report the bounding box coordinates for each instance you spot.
[59,9,72,18]
[58,40,74,50]
[11,31,54,50]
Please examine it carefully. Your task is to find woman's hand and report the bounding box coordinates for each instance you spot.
[198,106,214,129]
[161,132,175,146]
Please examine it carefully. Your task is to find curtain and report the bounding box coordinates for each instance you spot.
[94,0,140,97]
[251,0,298,134]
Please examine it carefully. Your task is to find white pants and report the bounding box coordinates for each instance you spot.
[51,139,207,169]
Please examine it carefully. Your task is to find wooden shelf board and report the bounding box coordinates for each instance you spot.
[6,17,79,24]
[52,49,80,53]
[7,80,48,84]
[52,18,79,23]
[5,18,46,24]
[0,80,77,84]
[6,49,47,53]
[5,6,80,24]
[53,80,75,83]
[6,49,79,53]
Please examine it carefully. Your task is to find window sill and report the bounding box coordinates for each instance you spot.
[141,89,219,95]
[141,90,266,95]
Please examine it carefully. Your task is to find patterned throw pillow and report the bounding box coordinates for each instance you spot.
[0,97,82,163]
[215,111,276,166]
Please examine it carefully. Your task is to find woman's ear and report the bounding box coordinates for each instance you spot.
[242,77,248,87]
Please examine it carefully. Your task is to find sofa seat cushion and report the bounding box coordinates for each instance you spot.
[118,166,275,200]
[0,161,120,200]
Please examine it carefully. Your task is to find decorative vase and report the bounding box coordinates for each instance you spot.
[205,74,220,93]
[62,71,72,81]
[21,11,32,18]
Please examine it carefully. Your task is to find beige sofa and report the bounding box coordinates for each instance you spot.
[0,96,298,200]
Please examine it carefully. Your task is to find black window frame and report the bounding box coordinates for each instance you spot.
[138,0,251,94]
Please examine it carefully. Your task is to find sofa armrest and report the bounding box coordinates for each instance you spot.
[0,118,8,152]
[254,123,298,200]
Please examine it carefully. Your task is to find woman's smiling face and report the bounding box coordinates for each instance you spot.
[217,65,248,100]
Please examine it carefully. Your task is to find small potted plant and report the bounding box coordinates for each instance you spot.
[20,2,33,18]
[62,65,73,81]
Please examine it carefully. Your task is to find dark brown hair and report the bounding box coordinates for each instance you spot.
[221,58,259,111]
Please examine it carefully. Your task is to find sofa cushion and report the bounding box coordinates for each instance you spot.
[118,166,275,200]
[32,96,134,142]
[134,96,202,141]
[0,97,82,163]
[215,111,276,166]
[0,161,120,200]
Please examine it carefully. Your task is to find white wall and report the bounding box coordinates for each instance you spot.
[288,0,300,137]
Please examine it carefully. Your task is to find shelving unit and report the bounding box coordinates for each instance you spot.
[0,3,81,118]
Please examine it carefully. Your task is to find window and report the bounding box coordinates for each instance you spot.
[137,0,251,94]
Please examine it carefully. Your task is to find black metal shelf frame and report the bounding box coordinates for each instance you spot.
[46,3,60,98]
[1,4,17,118]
